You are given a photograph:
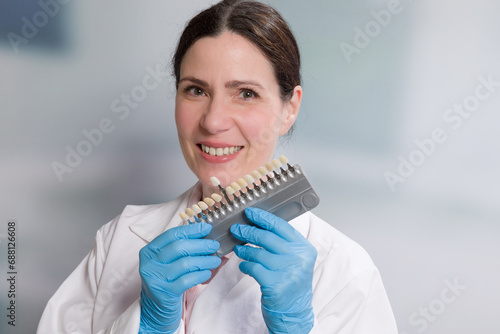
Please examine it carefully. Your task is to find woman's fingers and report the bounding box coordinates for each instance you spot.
[147,222,213,251]
[234,245,294,271]
[140,222,219,263]
[147,270,214,297]
[244,207,305,243]
[237,258,282,288]
[139,222,221,285]
[160,255,222,282]
[141,238,219,263]
[230,223,290,254]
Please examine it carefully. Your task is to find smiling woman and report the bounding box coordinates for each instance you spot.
[37,1,397,333]
[175,31,301,197]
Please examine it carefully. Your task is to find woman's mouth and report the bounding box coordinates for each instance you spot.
[200,144,244,156]
[198,143,244,163]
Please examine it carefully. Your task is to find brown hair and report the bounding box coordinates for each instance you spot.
[172,0,301,101]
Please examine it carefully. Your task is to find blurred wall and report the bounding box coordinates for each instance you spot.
[1,0,499,333]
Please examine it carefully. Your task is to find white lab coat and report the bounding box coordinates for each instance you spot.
[37,183,398,334]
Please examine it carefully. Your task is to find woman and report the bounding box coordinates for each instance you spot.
[38,1,398,333]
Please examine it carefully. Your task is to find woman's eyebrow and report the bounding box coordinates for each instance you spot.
[178,76,209,87]
[225,80,264,90]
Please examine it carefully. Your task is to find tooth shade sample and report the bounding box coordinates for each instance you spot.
[185,208,195,217]
[237,178,248,188]
[211,193,223,202]
[231,182,241,191]
[210,176,221,187]
[192,205,202,214]
[244,175,254,184]
[204,197,215,206]
[225,186,235,195]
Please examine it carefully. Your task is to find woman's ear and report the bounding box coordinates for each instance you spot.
[280,85,303,136]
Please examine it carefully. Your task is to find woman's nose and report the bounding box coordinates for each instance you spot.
[200,95,232,134]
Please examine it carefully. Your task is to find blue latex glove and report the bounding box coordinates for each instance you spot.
[139,222,221,334]
[230,207,317,334]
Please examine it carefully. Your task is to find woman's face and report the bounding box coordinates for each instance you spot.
[175,31,301,196]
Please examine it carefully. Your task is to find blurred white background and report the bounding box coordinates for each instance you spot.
[1,0,499,333]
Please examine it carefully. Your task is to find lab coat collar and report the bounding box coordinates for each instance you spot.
[129,183,202,243]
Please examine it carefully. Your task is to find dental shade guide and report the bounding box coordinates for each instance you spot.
[182,155,320,257]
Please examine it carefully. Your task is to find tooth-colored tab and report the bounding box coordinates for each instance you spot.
[225,186,235,195]
[198,201,208,211]
[210,176,220,187]
[244,174,254,184]
[231,182,241,191]
[185,208,195,217]
[251,170,261,180]
[265,162,274,172]
[272,159,281,168]
[211,193,223,202]
[204,197,215,206]
[237,178,247,188]
[192,205,202,214]
[179,212,189,221]
[258,167,267,176]
[279,155,288,164]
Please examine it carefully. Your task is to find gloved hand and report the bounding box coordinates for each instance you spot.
[230,207,317,334]
[139,222,221,334]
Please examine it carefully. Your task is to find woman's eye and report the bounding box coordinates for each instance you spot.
[239,89,257,99]
[187,87,205,96]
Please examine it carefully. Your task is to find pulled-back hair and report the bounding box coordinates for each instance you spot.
[172,0,301,101]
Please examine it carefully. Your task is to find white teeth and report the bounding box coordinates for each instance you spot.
[201,144,243,157]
